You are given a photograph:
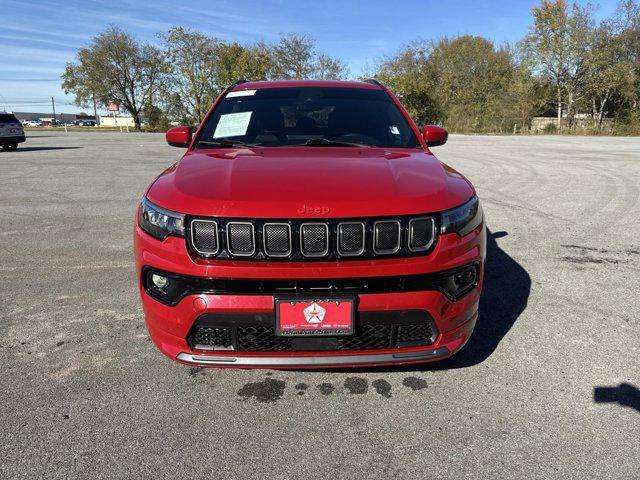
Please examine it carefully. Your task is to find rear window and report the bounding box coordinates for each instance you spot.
[0,114,20,124]
[195,87,421,148]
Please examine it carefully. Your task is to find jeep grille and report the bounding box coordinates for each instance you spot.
[188,215,437,261]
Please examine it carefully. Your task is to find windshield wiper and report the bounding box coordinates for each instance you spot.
[298,138,365,147]
[197,139,258,148]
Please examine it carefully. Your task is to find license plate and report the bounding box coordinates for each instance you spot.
[275,296,355,336]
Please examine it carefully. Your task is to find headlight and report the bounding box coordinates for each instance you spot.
[138,198,185,240]
[441,195,483,236]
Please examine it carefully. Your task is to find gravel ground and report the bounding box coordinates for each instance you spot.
[1,132,638,479]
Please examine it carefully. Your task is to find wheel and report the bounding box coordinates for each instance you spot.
[2,143,18,151]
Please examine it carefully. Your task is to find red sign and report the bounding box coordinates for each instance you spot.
[275,298,354,336]
[108,102,119,112]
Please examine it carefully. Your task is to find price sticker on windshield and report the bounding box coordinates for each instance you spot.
[213,111,252,138]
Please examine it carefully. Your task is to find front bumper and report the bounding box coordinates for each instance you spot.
[135,220,485,368]
[0,135,26,145]
[177,347,451,367]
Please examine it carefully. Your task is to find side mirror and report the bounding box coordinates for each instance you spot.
[166,126,192,148]
[421,125,448,147]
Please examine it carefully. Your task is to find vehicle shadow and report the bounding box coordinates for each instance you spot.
[5,146,82,152]
[318,228,531,373]
[593,383,640,413]
[429,228,531,370]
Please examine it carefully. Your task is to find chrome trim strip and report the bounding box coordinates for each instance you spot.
[226,221,256,257]
[262,223,292,257]
[337,222,366,256]
[408,217,436,252]
[373,220,401,255]
[190,219,220,256]
[176,347,450,367]
[299,223,329,257]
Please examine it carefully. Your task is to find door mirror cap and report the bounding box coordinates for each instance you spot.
[421,125,448,147]
[166,126,192,148]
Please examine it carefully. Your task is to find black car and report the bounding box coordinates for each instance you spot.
[73,119,96,126]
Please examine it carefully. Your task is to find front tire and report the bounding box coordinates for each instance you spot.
[2,143,18,151]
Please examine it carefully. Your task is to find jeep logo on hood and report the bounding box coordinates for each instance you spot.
[297,205,330,215]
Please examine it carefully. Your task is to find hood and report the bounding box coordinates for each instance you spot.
[146,147,474,218]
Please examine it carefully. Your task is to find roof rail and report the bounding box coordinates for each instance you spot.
[364,78,384,88]
[228,79,248,89]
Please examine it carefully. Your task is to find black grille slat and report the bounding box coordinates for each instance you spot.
[337,324,392,350]
[338,222,365,255]
[188,215,439,260]
[191,327,233,349]
[191,220,219,254]
[188,315,438,352]
[226,222,255,256]
[396,323,434,345]
[409,218,434,252]
[263,223,291,257]
[374,220,401,254]
[300,223,328,257]
[237,326,291,351]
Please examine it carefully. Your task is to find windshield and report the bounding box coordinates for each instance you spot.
[195,87,421,149]
[0,114,20,124]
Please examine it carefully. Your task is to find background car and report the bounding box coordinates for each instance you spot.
[73,119,97,126]
[0,113,26,151]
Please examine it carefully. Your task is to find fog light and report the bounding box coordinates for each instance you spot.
[151,273,169,289]
[454,268,476,288]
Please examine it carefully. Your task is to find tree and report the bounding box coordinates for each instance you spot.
[612,0,640,108]
[62,26,165,130]
[522,0,594,131]
[160,27,219,124]
[315,53,348,80]
[142,102,171,132]
[267,33,347,80]
[374,36,516,132]
[585,21,635,130]
[428,36,515,132]
[373,42,441,124]
[161,28,273,124]
[212,41,271,88]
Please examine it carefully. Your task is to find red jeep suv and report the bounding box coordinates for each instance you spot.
[134,79,485,368]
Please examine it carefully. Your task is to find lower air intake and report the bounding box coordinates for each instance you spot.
[187,311,438,352]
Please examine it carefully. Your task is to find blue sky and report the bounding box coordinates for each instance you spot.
[0,0,620,114]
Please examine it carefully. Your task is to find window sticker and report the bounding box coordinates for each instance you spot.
[213,111,253,138]
[226,89,257,98]
[390,126,400,135]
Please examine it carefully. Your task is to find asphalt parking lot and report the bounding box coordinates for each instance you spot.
[1,131,638,479]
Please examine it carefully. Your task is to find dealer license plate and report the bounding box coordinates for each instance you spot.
[275,296,355,337]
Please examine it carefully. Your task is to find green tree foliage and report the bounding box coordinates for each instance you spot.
[61,1,640,135]
[374,42,441,124]
[161,27,271,124]
[522,0,594,130]
[374,0,639,134]
[610,0,640,133]
[428,36,515,132]
[160,30,344,124]
[374,37,521,132]
[160,27,219,125]
[586,21,636,129]
[268,33,347,80]
[142,102,171,132]
[62,26,165,131]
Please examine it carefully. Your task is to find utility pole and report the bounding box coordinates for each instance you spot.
[51,97,56,124]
